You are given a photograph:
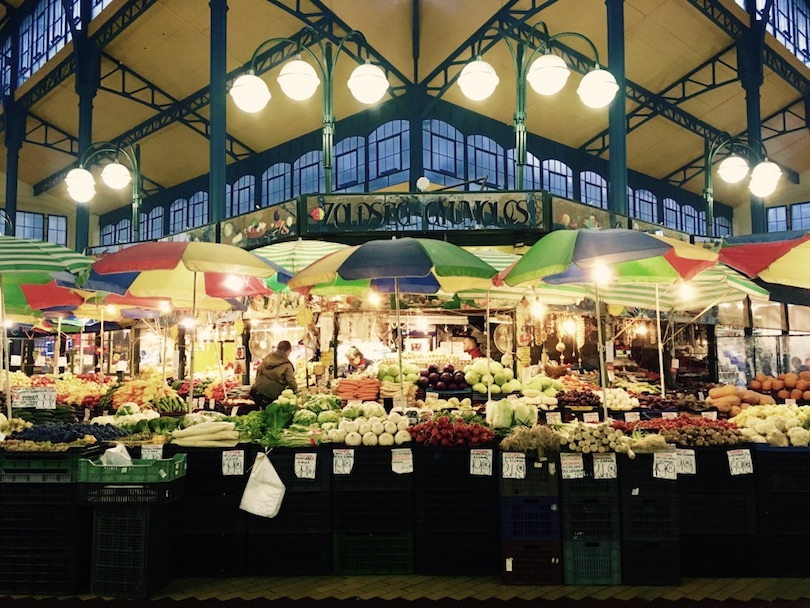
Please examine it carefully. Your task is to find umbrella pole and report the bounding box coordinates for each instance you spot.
[54,317,62,376]
[161,318,168,382]
[187,271,198,412]
[395,278,404,402]
[655,284,666,398]
[99,308,105,381]
[1,275,10,420]
[594,283,609,421]
[78,328,84,375]
[487,292,491,402]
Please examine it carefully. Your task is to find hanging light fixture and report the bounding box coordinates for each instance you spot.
[526,53,570,96]
[348,61,389,104]
[229,72,272,113]
[748,160,782,197]
[277,56,321,100]
[457,58,500,101]
[576,68,619,109]
[101,161,132,189]
[716,155,749,184]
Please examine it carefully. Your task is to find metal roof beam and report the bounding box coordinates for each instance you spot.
[24,112,79,155]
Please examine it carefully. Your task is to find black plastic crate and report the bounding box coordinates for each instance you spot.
[79,477,185,505]
[0,451,92,483]
[332,532,413,575]
[172,492,247,536]
[414,447,497,493]
[620,494,680,541]
[332,490,413,533]
[754,445,810,494]
[559,453,619,500]
[677,447,756,495]
[561,496,621,542]
[246,491,330,535]
[679,490,757,535]
[267,447,332,493]
[621,539,681,585]
[331,447,413,492]
[416,490,497,533]
[170,533,247,577]
[0,548,90,595]
[246,532,331,575]
[499,452,559,497]
[164,443,255,495]
[758,535,810,577]
[499,497,561,541]
[0,503,91,551]
[501,540,563,585]
[563,540,621,585]
[680,534,758,577]
[91,505,171,599]
[414,530,499,575]
[618,453,679,497]
[0,480,78,505]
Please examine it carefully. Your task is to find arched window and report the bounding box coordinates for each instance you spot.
[335,136,366,193]
[507,150,541,190]
[228,175,255,217]
[138,212,147,241]
[663,198,680,230]
[100,224,115,246]
[169,199,187,233]
[632,189,657,223]
[188,192,209,228]
[682,205,698,235]
[293,151,324,196]
[116,218,131,243]
[714,216,732,237]
[369,120,409,190]
[18,0,77,86]
[261,163,292,207]
[142,207,164,240]
[580,171,608,209]
[542,159,573,198]
[423,119,463,186]
[467,135,505,190]
[697,211,706,236]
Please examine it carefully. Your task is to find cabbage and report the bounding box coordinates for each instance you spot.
[405,373,419,383]
[472,383,487,394]
[382,375,396,383]
[489,384,502,395]
[513,402,538,427]
[403,364,420,376]
[293,409,318,425]
[501,368,514,382]
[464,371,480,386]
[463,365,474,374]
[501,354,514,367]
[486,400,513,428]
[387,364,400,377]
[493,372,510,386]
[472,360,490,376]
[341,404,362,419]
[480,373,494,386]
[362,402,387,418]
[377,365,389,377]
[317,410,341,424]
[488,360,504,375]
[544,387,559,397]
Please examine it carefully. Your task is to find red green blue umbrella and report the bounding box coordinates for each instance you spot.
[719,233,810,290]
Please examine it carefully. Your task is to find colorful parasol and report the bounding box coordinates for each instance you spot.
[719,232,810,290]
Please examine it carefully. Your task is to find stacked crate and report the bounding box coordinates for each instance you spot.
[678,446,757,577]
[331,446,414,574]
[498,452,562,585]
[560,453,621,585]
[0,449,96,594]
[618,453,681,585]
[245,447,332,575]
[166,444,256,577]
[414,447,499,575]
[754,445,810,576]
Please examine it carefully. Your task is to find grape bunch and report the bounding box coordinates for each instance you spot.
[12,423,130,443]
[635,393,679,411]
[556,390,602,409]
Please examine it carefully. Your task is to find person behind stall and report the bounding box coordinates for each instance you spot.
[463,336,483,359]
[345,346,373,374]
[791,356,808,372]
[250,340,298,407]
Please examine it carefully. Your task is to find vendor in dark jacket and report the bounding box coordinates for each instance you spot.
[251,340,298,407]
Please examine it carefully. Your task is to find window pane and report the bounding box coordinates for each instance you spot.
[47,215,67,246]
[663,198,680,230]
[335,137,366,193]
[791,202,810,230]
[370,120,409,190]
[580,171,608,209]
[169,199,188,233]
[16,211,44,240]
[262,163,291,206]
[542,160,573,198]
[682,205,698,235]
[293,151,324,195]
[632,189,657,223]
[466,135,504,191]
[422,120,461,187]
[188,192,209,228]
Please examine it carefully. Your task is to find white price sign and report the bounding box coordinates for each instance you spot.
[624,411,640,423]
[392,397,408,409]
[470,449,493,476]
[727,449,754,476]
[501,452,526,480]
[676,448,696,475]
[653,452,678,480]
[333,448,355,475]
[391,448,413,474]
[425,392,439,401]
[11,387,57,410]
[701,410,717,420]
[140,444,164,460]
[222,450,245,476]
[583,412,600,424]
[545,412,562,425]
[593,453,617,479]
[294,453,317,479]
[662,411,678,419]
[560,452,585,479]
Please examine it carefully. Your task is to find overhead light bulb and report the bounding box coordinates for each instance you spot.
[67,185,96,203]
[367,291,381,306]
[636,323,648,336]
[277,57,320,101]
[749,160,782,198]
[576,68,619,109]
[526,53,570,96]
[591,263,613,286]
[158,301,172,313]
[563,318,577,336]
[716,155,749,184]
[66,167,96,202]
[679,283,694,301]
[182,317,195,328]
[101,161,132,189]
[224,274,244,292]
[457,58,499,101]
[229,72,272,113]
[530,300,544,319]
[105,304,118,315]
[347,61,388,104]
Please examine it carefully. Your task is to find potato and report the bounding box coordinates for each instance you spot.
[797,379,809,392]
[778,389,791,400]
[801,371,810,381]
[773,380,786,391]
[755,372,767,383]
[762,379,773,391]
[791,388,804,400]
[750,380,762,390]
[785,373,799,388]
[742,390,761,405]
[804,391,810,401]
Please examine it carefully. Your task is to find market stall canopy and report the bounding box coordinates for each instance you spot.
[719,232,810,290]
[252,239,348,275]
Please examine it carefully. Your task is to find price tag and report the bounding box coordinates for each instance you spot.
[786,398,797,406]
[333,448,355,475]
[698,391,705,401]
[662,411,678,419]
[230,406,240,416]
[84,408,91,422]
[653,452,678,480]
[393,397,407,409]
[670,359,680,369]
[701,410,717,420]
[727,448,754,476]
[545,411,562,425]
[583,412,600,423]
[208,398,215,410]
[391,448,413,474]
[505,557,513,572]
[0,432,5,442]
[560,452,585,479]
[10,387,57,410]
[624,411,640,423]
[501,452,526,479]
[593,452,617,479]
[294,453,317,479]
[222,450,244,476]
[470,449,493,476]
[425,392,439,401]
[141,444,164,460]
[507,393,519,400]
[676,448,696,475]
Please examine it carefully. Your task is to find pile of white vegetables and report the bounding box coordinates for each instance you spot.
[731,404,810,447]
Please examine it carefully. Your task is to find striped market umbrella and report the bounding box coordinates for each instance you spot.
[719,232,810,290]
[252,239,348,274]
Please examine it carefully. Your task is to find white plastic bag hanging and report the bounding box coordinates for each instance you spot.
[240,452,286,518]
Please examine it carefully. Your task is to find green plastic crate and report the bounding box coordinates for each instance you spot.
[78,453,187,484]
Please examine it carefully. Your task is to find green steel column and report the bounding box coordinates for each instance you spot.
[703,139,715,237]
[409,0,423,190]
[209,0,228,237]
[131,144,142,242]
[322,43,335,193]
[2,13,20,236]
[605,0,627,216]
[513,44,527,191]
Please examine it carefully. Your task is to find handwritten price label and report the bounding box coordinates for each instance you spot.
[560,452,585,479]
[583,412,600,423]
[624,411,640,423]
[593,453,617,479]
[501,452,526,479]
[676,448,696,475]
[727,449,754,476]
[425,392,439,401]
[662,411,678,419]
[222,450,245,476]
[141,444,164,460]
[470,449,493,476]
[701,410,717,420]
[294,453,317,479]
[653,452,677,480]
[391,448,413,474]
[545,412,562,425]
[333,448,355,475]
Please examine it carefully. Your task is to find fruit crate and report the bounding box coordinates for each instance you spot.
[677,447,756,495]
[414,530,499,575]
[563,540,621,585]
[679,489,757,535]
[415,489,497,533]
[501,540,563,585]
[91,505,171,599]
[0,445,103,483]
[247,491,331,535]
[0,502,91,552]
[499,497,561,541]
[620,494,680,541]
[0,480,78,506]
[267,447,332,493]
[170,533,247,577]
[618,452,679,497]
[246,532,331,576]
[331,446,413,492]
[498,452,559,497]
[332,490,414,533]
[753,445,810,495]
[414,446,497,493]
[758,494,810,537]
[758,534,810,577]
[332,532,413,575]
[621,539,681,585]
[559,453,619,500]
[78,453,187,484]
[0,548,90,595]
[172,492,247,536]
[681,534,757,577]
[164,443,256,495]
[561,496,621,542]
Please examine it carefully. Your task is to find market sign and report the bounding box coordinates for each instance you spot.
[304,193,544,235]
[10,387,57,409]
[221,200,298,249]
